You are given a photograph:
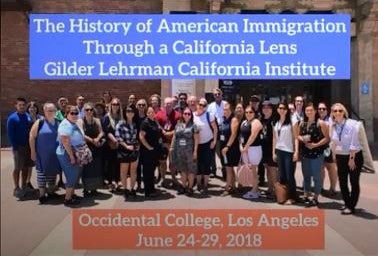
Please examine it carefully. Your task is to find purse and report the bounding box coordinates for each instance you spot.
[73,143,93,166]
[274,182,289,204]
[237,154,254,187]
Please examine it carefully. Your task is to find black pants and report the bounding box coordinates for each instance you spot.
[105,148,120,183]
[141,149,158,196]
[137,154,143,186]
[276,149,297,200]
[336,152,363,211]
[258,161,265,184]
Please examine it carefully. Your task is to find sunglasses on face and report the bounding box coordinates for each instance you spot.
[198,103,207,107]
[183,112,191,116]
[318,108,327,111]
[69,112,79,116]
[278,107,287,110]
[333,109,343,113]
[138,104,146,107]
[85,108,93,112]
[214,93,221,97]
[111,103,120,106]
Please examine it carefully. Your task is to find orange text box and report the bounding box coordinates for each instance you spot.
[72,209,324,250]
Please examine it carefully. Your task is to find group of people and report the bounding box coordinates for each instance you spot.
[6,89,364,214]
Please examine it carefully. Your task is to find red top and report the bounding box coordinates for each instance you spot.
[155,108,180,132]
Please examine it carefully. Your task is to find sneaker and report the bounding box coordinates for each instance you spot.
[129,189,137,197]
[243,191,260,199]
[341,208,355,215]
[304,197,311,207]
[186,188,194,197]
[220,190,230,197]
[177,186,186,195]
[339,205,347,211]
[13,187,22,197]
[63,198,80,206]
[39,195,48,205]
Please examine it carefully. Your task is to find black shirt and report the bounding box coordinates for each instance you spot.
[299,120,325,158]
[260,117,274,152]
[219,115,239,149]
[240,119,262,147]
[140,118,161,150]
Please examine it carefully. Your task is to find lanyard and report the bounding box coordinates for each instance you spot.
[336,119,346,141]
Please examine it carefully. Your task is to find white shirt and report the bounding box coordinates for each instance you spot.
[331,118,361,155]
[274,121,294,153]
[291,111,304,125]
[194,111,215,144]
[207,100,226,125]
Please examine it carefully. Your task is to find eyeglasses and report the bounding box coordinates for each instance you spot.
[245,111,254,114]
[318,108,327,111]
[85,108,93,112]
[278,107,287,110]
[69,112,79,116]
[198,103,207,107]
[111,103,120,106]
[333,109,343,113]
[183,112,191,116]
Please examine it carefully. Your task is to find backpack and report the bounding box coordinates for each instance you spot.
[37,118,60,133]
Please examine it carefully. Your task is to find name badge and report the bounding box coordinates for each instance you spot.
[179,139,187,146]
[220,135,225,141]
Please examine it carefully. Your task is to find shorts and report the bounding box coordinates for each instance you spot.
[262,146,278,167]
[13,145,34,170]
[241,146,262,166]
[324,151,334,164]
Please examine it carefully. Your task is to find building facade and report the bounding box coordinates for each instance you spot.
[1,0,377,144]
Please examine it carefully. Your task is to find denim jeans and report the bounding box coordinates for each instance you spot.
[276,149,297,200]
[57,152,81,188]
[301,155,324,195]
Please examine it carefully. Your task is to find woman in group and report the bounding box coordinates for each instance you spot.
[170,107,199,196]
[139,106,163,198]
[29,103,60,204]
[272,101,299,204]
[240,106,263,200]
[330,103,363,215]
[56,105,85,206]
[193,98,218,196]
[318,102,338,195]
[234,103,245,121]
[115,104,139,199]
[298,103,329,206]
[219,103,240,196]
[25,101,42,190]
[94,102,107,123]
[77,102,105,196]
[260,101,279,199]
[103,98,123,192]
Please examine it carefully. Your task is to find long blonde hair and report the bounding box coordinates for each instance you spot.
[108,98,124,129]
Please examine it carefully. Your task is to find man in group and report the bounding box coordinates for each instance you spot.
[187,95,197,113]
[249,95,261,118]
[207,88,227,179]
[76,95,85,119]
[155,97,180,187]
[7,97,34,199]
[56,97,68,121]
[174,92,188,113]
[291,95,304,124]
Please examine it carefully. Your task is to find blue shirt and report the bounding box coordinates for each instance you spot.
[331,118,361,155]
[7,111,33,149]
[56,119,85,155]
